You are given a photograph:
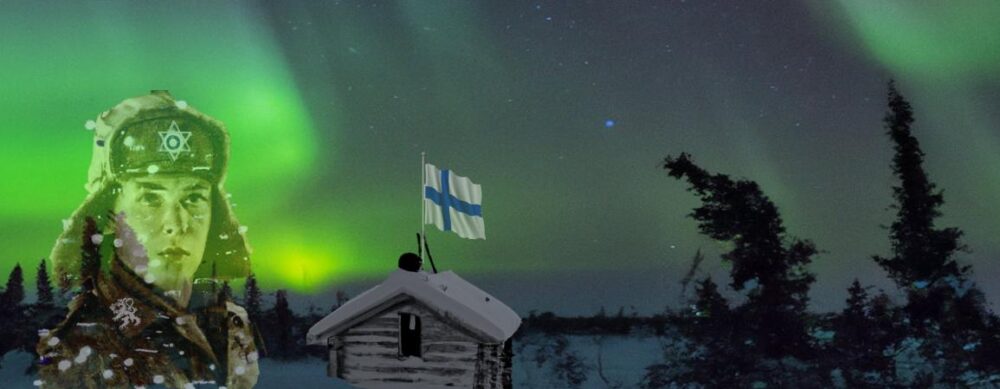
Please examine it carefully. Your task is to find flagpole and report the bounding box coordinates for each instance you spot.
[420,152,426,261]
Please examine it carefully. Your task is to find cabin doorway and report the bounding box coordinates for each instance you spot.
[399,312,422,357]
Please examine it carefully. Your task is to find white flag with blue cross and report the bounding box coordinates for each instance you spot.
[423,163,485,240]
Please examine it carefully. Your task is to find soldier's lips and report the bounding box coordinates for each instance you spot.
[158,247,190,261]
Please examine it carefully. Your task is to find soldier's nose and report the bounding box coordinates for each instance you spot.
[162,204,188,235]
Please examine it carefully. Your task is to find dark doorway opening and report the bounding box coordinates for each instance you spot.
[399,312,422,357]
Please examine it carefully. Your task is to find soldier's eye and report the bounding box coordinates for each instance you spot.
[139,193,162,206]
[184,193,208,206]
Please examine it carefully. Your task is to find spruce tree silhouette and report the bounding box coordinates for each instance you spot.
[834,279,895,386]
[244,273,262,322]
[873,80,966,297]
[36,259,54,307]
[873,81,1000,380]
[272,289,296,358]
[0,264,25,364]
[80,217,101,292]
[691,277,729,336]
[677,276,749,387]
[1,264,24,309]
[664,153,817,361]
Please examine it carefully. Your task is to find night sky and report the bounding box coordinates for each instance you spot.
[1,1,999,315]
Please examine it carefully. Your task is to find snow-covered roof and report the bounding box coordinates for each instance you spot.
[307,269,521,345]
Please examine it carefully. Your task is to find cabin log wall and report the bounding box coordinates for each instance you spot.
[334,298,485,388]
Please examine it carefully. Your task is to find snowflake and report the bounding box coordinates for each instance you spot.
[110,298,141,330]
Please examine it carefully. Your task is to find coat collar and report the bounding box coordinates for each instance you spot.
[97,257,219,367]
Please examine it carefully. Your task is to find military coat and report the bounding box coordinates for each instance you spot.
[36,258,259,389]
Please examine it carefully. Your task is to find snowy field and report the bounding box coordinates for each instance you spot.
[1,334,663,388]
[513,334,664,388]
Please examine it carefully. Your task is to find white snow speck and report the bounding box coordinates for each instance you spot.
[219,233,229,240]
[184,383,195,389]
[238,225,248,234]
[74,346,92,363]
[144,274,156,284]
[149,259,163,268]
[113,238,123,248]
[178,350,185,356]
[247,351,259,362]
[147,165,160,174]
[153,375,165,384]
[33,379,42,386]
[102,369,113,379]
[134,264,148,274]
[47,336,60,346]
[175,100,188,109]
[175,316,185,325]
[235,365,246,375]
[91,234,104,245]
[62,219,71,231]
[85,120,97,130]
[209,364,216,371]
[58,360,72,371]
[123,136,135,147]
[123,358,134,367]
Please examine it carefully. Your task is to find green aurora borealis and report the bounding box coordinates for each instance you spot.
[1,1,998,314]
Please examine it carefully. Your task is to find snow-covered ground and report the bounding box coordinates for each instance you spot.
[1,334,664,388]
[1,352,356,388]
[514,334,664,388]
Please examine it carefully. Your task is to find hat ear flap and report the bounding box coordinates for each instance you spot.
[50,183,120,290]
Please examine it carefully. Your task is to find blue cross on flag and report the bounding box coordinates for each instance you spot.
[423,163,485,239]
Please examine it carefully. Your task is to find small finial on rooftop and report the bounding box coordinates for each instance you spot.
[398,252,422,272]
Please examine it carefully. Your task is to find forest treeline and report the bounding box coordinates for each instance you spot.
[505,82,1000,388]
[633,81,1000,388]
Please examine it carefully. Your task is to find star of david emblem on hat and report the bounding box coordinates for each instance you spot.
[158,120,192,161]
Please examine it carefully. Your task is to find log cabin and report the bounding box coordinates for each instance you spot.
[307,255,521,388]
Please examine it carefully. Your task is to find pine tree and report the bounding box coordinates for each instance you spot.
[834,279,890,386]
[244,273,262,322]
[842,279,868,322]
[218,281,233,304]
[36,259,54,307]
[664,153,817,359]
[871,84,1000,382]
[691,277,729,328]
[1,264,25,309]
[272,289,295,358]
[80,217,101,291]
[873,81,968,310]
[668,276,748,387]
[0,264,26,360]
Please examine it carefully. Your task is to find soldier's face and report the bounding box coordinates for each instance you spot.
[114,175,212,289]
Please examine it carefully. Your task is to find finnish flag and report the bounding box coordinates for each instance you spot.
[423,163,485,239]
